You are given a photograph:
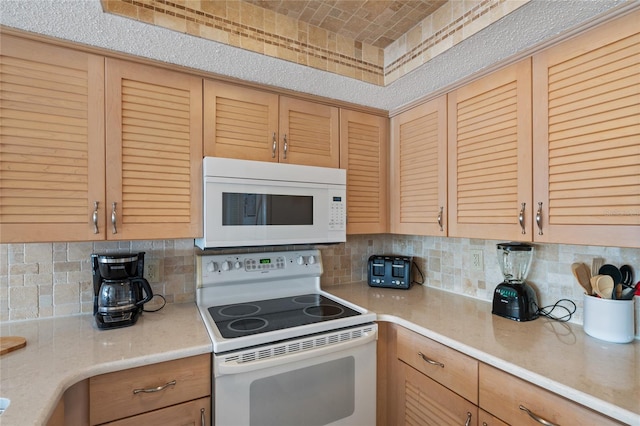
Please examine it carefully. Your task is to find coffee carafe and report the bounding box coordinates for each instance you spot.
[491,242,539,321]
[91,252,153,329]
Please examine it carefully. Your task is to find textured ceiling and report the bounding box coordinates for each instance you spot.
[242,0,447,47]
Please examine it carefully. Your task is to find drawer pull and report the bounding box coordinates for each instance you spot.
[133,379,176,395]
[201,407,205,426]
[464,411,472,426]
[519,404,559,426]
[418,352,444,368]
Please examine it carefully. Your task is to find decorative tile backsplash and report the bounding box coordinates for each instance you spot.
[101,0,529,85]
[2,235,638,329]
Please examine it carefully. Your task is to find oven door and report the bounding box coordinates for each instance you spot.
[214,325,377,426]
[197,177,346,248]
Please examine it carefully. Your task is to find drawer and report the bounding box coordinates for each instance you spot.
[479,363,623,426]
[396,326,478,404]
[103,397,210,426]
[90,354,211,425]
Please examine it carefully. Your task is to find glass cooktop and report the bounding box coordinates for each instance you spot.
[207,294,361,339]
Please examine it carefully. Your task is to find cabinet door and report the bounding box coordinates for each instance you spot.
[397,361,478,426]
[279,97,339,168]
[340,109,388,234]
[390,95,448,236]
[532,10,640,247]
[0,35,105,243]
[448,59,533,240]
[103,397,210,426]
[203,80,279,162]
[105,58,202,240]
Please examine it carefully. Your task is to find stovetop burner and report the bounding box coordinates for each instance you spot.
[208,293,361,339]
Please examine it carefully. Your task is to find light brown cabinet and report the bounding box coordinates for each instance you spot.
[204,80,340,168]
[340,109,389,234]
[0,35,105,243]
[447,59,533,240]
[390,95,448,236]
[0,35,203,243]
[479,363,623,426]
[89,354,210,425]
[105,59,203,240]
[532,9,640,248]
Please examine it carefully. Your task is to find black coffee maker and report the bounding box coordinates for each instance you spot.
[91,252,153,329]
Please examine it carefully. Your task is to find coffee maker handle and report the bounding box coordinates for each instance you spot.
[133,278,154,306]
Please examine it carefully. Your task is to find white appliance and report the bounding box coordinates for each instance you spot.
[195,157,347,249]
[196,249,377,426]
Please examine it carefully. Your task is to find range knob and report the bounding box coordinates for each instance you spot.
[307,255,316,265]
[207,261,218,272]
[234,261,243,269]
[296,256,305,265]
[221,261,231,271]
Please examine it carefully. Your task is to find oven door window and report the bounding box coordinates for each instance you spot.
[222,193,313,226]
[250,357,354,426]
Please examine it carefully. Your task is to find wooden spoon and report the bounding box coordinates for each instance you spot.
[592,274,614,299]
[571,262,592,294]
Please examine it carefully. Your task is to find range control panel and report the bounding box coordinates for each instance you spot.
[197,249,322,286]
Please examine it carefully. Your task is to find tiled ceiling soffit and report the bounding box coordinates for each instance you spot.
[102,0,530,86]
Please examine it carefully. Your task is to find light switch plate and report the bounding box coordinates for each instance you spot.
[471,250,484,271]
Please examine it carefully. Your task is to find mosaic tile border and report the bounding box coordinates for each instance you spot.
[106,0,385,84]
[384,0,506,79]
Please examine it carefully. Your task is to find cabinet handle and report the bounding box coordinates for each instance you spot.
[418,352,444,368]
[283,134,288,159]
[92,201,99,234]
[271,132,277,158]
[111,202,118,234]
[536,201,543,235]
[132,379,177,394]
[200,407,205,426]
[519,404,559,426]
[464,412,472,426]
[437,206,444,231]
[519,202,526,234]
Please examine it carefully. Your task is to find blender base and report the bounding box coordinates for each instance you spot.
[492,281,539,321]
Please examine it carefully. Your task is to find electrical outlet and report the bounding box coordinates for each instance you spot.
[144,259,161,283]
[471,250,484,271]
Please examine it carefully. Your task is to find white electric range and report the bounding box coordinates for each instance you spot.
[196,249,377,426]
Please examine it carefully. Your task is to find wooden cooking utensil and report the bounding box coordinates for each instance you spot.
[571,262,592,295]
[0,336,26,355]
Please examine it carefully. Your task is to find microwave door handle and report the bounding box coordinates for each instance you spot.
[216,330,376,376]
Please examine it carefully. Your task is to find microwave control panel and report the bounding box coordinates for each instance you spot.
[328,193,346,230]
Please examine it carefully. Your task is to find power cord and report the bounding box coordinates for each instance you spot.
[536,299,576,322]
[412,261,425,286]
[143,294,167,313]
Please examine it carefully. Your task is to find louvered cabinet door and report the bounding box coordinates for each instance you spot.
[340,109,388,234]
[203,81,279,161]
[279,97,340,168]
[390,96,447,236]
[397,361,478,426]
[533,10,640,248]
[448,59,533,240]
[105,59,202,240]
[0,35,105,243]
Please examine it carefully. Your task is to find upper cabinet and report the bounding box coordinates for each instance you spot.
[204,81,340,168]
[105,59,203,240]
[447,59,533,240]
[0,35,106,243]
[340,109,388,234]
[390,96,448,236]
[532,10,640,248]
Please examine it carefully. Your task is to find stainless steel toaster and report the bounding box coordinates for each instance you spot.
[367,255,413,289]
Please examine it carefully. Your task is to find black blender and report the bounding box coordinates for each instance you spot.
[492,242,539,321]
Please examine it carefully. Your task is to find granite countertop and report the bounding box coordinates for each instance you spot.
[328,283,640,425]
[0,303,212,426]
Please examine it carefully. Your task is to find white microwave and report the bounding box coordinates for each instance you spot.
[195,158,347,249]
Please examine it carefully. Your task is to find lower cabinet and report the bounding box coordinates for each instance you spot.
[89,354,211,426]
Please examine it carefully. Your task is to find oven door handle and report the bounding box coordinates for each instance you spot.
[216,329,377,376]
